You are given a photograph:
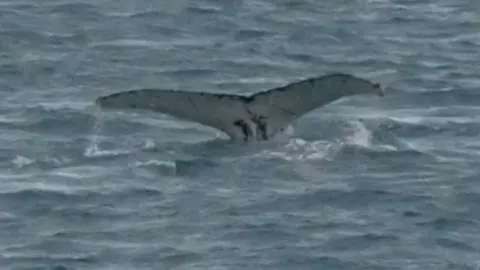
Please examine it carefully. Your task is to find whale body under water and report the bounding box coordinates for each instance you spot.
[96,73,384,142]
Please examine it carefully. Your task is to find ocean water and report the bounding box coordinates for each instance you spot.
[1,0,479,269]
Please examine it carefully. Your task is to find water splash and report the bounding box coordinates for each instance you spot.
[84,108,105,157]
[344,119,372,148]
[84,107,159,159]
[252,138,336,162]
[83,108,132,158]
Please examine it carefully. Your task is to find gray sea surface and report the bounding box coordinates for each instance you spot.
[1,0,480,269]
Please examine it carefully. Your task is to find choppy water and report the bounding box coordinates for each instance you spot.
[1,0,480,269]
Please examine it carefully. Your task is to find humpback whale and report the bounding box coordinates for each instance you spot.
[96,73,384,142]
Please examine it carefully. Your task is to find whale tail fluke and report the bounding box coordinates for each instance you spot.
[96,73,384,141]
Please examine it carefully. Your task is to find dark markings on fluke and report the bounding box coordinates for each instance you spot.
[96,73,385,142]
